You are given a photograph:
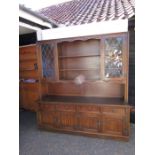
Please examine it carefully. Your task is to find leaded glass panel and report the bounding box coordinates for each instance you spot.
[41,44,55,78]
[104,37,123,78]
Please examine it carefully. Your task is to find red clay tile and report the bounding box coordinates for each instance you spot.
[37,0,135,26]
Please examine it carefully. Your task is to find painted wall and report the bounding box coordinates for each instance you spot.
[39,19,128,41]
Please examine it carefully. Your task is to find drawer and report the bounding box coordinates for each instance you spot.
[78,105,100,113]
[39,104,56,111]
[56,104,76,112]
[102,107,125,115]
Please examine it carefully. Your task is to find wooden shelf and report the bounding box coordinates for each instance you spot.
[59,54,100,59]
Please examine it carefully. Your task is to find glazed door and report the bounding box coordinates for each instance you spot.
[102,33,128,81]
[40,43,56,80]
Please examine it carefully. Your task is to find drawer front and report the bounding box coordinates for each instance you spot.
[39,103,56,111]
[102,107,125,116]
[56,104,76,112]
[78,105,100,113]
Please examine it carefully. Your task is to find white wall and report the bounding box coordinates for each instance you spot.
[38,19,128,41]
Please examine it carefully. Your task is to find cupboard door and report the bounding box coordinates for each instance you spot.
[39,111,57,128]
[103,34,128,81]
[101,115,123,136]
[77,113,100,133]
[58,111,77,130]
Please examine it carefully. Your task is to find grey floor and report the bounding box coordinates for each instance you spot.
[19,110,135,155]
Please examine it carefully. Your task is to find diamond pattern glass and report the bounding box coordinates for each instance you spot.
[104,37,123,78]
[41,44,55,78]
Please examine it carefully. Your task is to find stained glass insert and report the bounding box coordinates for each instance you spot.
[41,44,55,78]
[104,37,123,78]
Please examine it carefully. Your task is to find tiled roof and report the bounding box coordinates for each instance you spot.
[37,0,135,26]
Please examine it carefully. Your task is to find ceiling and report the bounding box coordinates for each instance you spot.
[19,26,36,35]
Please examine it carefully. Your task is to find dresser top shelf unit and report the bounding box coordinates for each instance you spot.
[39,32,128,101]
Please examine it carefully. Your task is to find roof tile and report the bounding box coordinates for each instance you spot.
[37,0,135,26]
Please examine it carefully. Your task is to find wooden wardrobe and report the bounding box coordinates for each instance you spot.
[19,44,40,111]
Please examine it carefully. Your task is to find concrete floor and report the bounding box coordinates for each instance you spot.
[19,110,135,155]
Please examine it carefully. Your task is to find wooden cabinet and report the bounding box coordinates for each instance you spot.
[19,44,40,111]
[37,96,130,141]
[37,32,130,141]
